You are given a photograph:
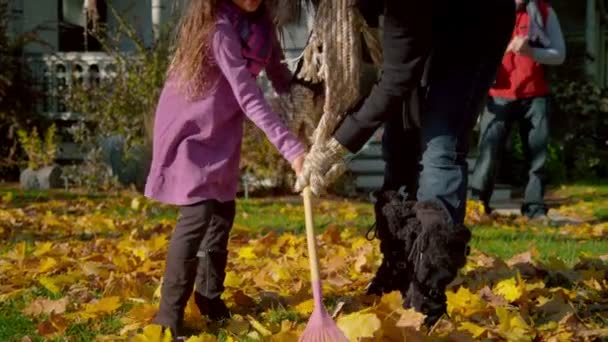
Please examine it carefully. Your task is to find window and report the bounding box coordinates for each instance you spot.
[58,0,107,51]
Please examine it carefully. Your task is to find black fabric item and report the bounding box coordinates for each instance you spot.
[154,258,199,336]
[405,201,471,326]
[196,251,229,300]
[353,0,385,28]
[334,0,433,152]
[334,0,515,153]
[366,191,420,296]
[405,278,447,327]
[381,96,421,195]
[194,292,231,322]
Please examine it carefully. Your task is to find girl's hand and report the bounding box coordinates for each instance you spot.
[291,153,306,176]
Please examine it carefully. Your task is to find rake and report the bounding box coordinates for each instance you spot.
[299,186,349,342]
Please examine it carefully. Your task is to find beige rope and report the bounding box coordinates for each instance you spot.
[293,0,383,147]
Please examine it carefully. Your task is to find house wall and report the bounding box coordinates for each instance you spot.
[21,0,59,53]
[108,0,151,51]
[12,0,177,53]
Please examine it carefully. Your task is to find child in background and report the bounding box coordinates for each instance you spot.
[145,0,306,336]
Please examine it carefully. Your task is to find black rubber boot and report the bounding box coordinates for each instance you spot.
[406,201,471,327]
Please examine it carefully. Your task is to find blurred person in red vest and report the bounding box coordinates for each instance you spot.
[471,0,566,219]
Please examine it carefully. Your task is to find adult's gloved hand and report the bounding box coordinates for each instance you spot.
[294,137,349,195]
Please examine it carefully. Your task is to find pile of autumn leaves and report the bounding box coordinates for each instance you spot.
[0,192,607,341]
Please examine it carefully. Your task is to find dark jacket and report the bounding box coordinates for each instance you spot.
[335,1,432,152]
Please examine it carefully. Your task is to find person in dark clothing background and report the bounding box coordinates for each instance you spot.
[296,0,515,326]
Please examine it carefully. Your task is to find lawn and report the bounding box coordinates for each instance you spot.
[0,184,606,341]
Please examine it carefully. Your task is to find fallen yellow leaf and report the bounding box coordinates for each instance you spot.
[495,306,534,342]
[337,312,382,341]
[459,321,486,338]
[446,287,487,317]
[238,247,257,260]
[494,277,524,302]
[38,257,59,273]
[81,296,122,319]
[39,277,61,295]
[295,299,314,315]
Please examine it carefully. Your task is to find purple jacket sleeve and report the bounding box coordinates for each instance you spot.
[213,23,305,163]
[265,28,292,95]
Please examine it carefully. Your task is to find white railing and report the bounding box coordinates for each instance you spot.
[26,52,119,120]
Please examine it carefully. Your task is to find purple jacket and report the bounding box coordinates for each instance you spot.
[145,8,305,205]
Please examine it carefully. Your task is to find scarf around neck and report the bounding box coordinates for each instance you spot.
[220,1,273,76]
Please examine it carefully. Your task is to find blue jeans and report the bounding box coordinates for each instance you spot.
[471,96,550,218]
[415,21,512,224]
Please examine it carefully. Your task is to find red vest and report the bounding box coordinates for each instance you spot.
[489,2,550,99]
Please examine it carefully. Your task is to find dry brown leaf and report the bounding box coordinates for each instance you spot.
[396,308,426,330]
[23,297,69,316]
[232,290,256,307]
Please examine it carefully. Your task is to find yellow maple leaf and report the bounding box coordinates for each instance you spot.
[525,281,545,292]
[149,234,168,252]
[446,287,487,317]
[33,242,54,257]
[224,271,242,288]
[295,299,314,315]
[38,257,59,274]
[495,306,534,342]
[351,237,367,250]
[379,291,404,312]
[270,331,300,342]
[39,276,61,295]
[494,277,524,302]
[286,246,299,258]
[269,266,290,282]
[120,304,158,326]
[82,296,122,319]
[337,312,382,341]
[238,246,257,259]
[132,324,172,342]
[459,321,486,338]
[185,334,217,342]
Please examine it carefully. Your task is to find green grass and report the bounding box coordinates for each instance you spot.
[0,298,39,342]
[235,199,374,234]
[471,225,607,264]
[550,183,608,201]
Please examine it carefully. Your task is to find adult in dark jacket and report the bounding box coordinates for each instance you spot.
[296,0,516,325]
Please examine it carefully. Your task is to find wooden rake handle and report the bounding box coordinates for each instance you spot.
[303,187,321,284]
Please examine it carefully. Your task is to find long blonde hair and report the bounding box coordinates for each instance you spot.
[170,0,220,98]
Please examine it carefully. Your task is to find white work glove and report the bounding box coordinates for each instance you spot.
[295,137,349,196]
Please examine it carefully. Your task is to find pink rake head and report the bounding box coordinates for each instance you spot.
[299,307,349,342]
[299,280,349,342]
